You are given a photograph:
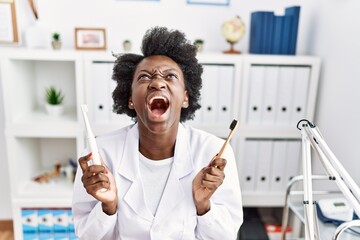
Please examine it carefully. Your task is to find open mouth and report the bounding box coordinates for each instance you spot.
[149,96,169,116]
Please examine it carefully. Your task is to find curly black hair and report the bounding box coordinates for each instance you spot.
[112,26,203,122]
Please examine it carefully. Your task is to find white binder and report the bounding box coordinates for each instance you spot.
[290,66,310,125]
[201,65,219,124]
[216,65,234,124]
[92,62,111,123]
[240,139,259,191]
[270,140,287,192]
[255,140,273,191]
[247,65,265,125]
[275,66,295,125]
[108,63,133,125]
[261,66,280,125]
[283,140,301,186]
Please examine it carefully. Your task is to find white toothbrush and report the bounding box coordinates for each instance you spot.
[80,104,101,166]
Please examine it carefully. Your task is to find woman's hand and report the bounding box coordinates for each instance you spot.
[78,153,118,215]
[192,157,227,215]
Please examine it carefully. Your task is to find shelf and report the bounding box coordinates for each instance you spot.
[7,136,79,197]
[14,179,74,199]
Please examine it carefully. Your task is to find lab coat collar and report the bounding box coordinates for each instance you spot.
[118,123,195,222]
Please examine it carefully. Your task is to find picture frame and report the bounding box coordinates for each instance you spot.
[0,0,19,44]
[187,0,229,6]
[75,28,107,50]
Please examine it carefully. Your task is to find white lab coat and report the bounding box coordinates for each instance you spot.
[72,123,243,239]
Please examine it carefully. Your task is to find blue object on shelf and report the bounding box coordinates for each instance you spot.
[285,6,301,55]
[271,16,284,54]
[280,15,293,55]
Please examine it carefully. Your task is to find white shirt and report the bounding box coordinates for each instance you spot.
[73,123,243,239]
[139,153,173,216]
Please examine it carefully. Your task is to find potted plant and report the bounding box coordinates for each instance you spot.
[45,86,64,116]
[194,39,204,53]
[51,32,62,50]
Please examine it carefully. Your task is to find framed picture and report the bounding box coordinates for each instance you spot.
[75,28,106,50]
[0,0,19,44]
[187,0,229,6]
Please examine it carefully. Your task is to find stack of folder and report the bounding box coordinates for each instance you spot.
[246,65,310,127]
[249,6,301,55]
[237,139,301,193]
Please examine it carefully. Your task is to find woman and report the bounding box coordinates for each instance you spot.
[73,26,243,239]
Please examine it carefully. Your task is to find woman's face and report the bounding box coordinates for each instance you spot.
[130,55,189,133]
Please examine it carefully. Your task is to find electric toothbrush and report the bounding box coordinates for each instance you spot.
[81,104,102,166]
[81,104,107,193]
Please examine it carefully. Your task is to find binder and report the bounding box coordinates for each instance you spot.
[261,66,280,125]
[240,139,259,191]
[285,6,301,55]
[92,62,111,123]
[250,12,270,54]
[108,63,133,125]
[270,140,287,192]
[275,66,295,125]
[284,140,301,186]
[290,66,310,125]
[280,15,293,55]
[255,140,273,191]
[247,65,265,125]
[249,12,264,54]
[201,65,219,123]
[216,65,234,124]
[263,12,275,54]
[272,16,284,55]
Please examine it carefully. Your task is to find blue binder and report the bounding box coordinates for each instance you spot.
[280,15,293,55]
[271,15,284,54]
[285,6,301,55]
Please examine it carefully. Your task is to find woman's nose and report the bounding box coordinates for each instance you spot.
[148,76,166,90]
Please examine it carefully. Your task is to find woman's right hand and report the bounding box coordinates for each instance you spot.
[78,153,118,215]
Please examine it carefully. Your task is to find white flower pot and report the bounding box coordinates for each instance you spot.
[45,104,64,116]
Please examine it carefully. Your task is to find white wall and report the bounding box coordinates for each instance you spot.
[1,0,359,219]
[305,0,360,182]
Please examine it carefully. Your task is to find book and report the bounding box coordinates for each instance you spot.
[285,6,301,55]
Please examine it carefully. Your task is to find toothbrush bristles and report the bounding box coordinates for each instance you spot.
[229,119,238,130]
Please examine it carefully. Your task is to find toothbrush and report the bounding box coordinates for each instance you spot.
[80,104,101,166]
[210,119,239,164]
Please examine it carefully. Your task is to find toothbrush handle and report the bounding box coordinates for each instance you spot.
[88,137,101,165]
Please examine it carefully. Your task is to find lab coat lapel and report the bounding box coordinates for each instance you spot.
[118,124,153,221]
[154,124,194,223]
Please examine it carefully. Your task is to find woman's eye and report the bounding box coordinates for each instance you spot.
[166,73,178,80]
[139,75,151,80]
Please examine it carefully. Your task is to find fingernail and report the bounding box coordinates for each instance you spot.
[87,152,92,158]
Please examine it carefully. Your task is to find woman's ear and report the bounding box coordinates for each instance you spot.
[128,99,134,109]
[182,92,189,108]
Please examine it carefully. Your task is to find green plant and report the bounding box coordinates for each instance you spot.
[45,86,64,105]
[194,39,204,44]
[52,32,60,41]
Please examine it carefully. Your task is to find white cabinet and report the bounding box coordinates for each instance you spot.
[0,49,320,239]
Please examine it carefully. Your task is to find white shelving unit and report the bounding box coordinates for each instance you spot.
[0,49,85,240]
[0,49,320,239]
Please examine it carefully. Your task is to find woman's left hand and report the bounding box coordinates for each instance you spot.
[192,157,227,215]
